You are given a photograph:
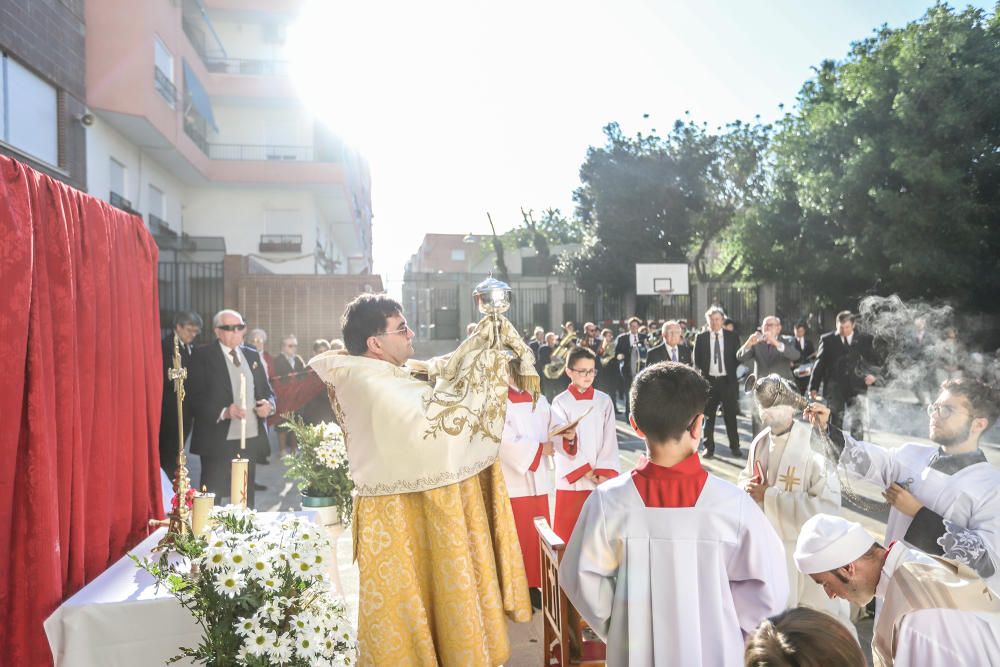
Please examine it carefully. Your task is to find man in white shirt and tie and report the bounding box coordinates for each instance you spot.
[694,307,742,458]
[647,320,693,366]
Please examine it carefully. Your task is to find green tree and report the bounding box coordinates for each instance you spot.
[736,4,1000,312]
[564,118,770,296]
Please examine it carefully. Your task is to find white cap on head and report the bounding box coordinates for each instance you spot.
[794,514,874,575]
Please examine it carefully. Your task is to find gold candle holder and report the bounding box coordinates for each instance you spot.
[152,334,194,548]
[231,458,249,508]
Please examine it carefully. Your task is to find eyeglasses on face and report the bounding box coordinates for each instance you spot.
[568,367,596,376]
[216,323,246,332]
[927,403,971,419]
[374,323,412,337]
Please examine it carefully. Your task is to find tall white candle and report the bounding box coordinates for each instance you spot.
[239,373,247,450]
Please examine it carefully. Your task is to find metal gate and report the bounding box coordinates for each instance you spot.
[158,260,225,344]
[706,284,759,336]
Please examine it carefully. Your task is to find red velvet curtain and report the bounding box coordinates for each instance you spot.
[0,155,164,665]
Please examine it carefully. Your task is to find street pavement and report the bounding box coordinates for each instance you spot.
[186,388,1000,666]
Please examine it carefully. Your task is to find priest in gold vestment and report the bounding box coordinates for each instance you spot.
[309,293,533,666]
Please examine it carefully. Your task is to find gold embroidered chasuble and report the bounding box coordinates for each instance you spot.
[309,320,534,666]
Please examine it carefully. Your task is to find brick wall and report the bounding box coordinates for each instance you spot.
[224,256,384,356]
[0,0,87,189]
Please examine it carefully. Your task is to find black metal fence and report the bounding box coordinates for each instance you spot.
[158,260,225,344]
[706,284,760,337]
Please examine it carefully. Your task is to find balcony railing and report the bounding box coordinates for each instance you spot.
[208,144,315,161]
[183,119,210,154]
[149,213,175,238]
[204,57,290,76]
[182,17,208,59]
[154,67,177,106]
[259,234,303,253]
[109,191,136,213]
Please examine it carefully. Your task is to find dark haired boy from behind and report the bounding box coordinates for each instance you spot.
[559,361,789,665]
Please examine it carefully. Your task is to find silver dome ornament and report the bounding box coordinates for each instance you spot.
[473,276,512,317]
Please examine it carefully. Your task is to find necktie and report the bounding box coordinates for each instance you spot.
[842,336,849,347]
[671,347,678,363]
[230,349,241,367]
[714,334,722,372]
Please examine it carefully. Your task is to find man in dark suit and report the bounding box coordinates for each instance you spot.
[159,311,203,481]
[272,335,306,376]
[614,317,647,419]
[528,326,545,357]
[693,307,741,458]
[736,315,801,437]
[808,311,881,441]
[646,320,693,366]
[188,309,275,507]
[791,323,816,394]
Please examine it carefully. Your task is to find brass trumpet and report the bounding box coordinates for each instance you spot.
[543,322,578,380]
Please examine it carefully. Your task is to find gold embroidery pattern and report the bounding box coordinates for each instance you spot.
[779,466,802,492]
[353,461,531,666]
[422,346,507,444]
[353,453,499,497]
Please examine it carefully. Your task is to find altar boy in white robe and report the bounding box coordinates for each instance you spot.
[550,346,620,542]
[560,361,789,666]
[809,377,1000,592]
[737,374,854,633]
[500,373,554,608]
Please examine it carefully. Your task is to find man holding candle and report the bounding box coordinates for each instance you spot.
[187,309,275,507]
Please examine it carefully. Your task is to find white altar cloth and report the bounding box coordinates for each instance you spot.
[43,528,199,667]
[44,512,321,667]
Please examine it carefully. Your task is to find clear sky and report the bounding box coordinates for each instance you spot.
[289,1,988,295]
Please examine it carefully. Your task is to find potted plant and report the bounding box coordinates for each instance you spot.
[280,416,353,527]
[132,505,355,666]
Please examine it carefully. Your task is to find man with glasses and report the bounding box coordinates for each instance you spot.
[159,311,202,480]
[187,309,275,507]
[806,377,1000,592]
[308,293,534,665]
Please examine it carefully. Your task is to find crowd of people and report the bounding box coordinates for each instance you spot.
[158,297,1000,666]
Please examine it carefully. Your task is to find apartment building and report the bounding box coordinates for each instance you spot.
[84,0,373,275]
[0,0,88,189]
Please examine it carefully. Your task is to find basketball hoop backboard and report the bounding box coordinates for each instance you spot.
[636,264,689,296]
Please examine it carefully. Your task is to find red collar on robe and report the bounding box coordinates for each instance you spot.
[507,387,534,403]
[631,453,708,508]
[567,384,595,401]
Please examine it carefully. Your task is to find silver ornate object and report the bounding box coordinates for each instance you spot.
[747,373,808,410]
[473,276,512,317]
[744,373,889,514]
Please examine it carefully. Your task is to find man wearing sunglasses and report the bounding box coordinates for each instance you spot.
[806,377,1000,592]
[187,309,276,507]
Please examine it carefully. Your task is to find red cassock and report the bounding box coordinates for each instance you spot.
[500,388,554,588]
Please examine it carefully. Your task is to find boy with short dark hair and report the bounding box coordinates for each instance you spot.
[550,346,620,542]
[559,361,789,665]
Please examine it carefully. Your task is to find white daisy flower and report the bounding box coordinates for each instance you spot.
[235,616,259,638]
[245,627,277,657]
[214,570,245,597]
[269,633,294,662]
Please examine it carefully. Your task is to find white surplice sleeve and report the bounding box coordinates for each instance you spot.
[726,498,789,636]
[594,395,621,476]
[839,433,900,487]
[559,490,618,640]
[762,454,840,542]
[500,412,540,477]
